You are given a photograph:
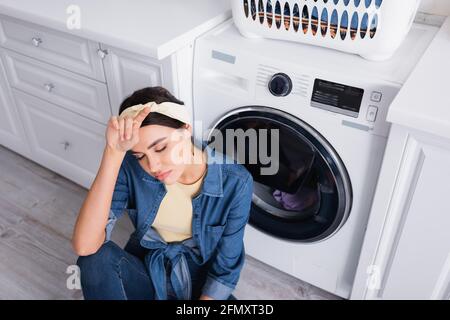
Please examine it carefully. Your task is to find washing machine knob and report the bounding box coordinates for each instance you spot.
[268,73,292,97]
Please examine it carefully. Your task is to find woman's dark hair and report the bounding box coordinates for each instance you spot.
[119,86,186,129]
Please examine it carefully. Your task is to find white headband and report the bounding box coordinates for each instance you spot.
[119,101,191,125]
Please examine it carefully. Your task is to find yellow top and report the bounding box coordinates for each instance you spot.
[152,167,207,242]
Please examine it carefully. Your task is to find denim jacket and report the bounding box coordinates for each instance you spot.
[104,142,253,300]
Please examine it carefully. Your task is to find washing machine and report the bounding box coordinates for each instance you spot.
[192,19,438,298]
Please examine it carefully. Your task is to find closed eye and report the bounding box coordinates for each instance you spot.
[155,146,167,153]
[134,154,145,160]
[134,145,166,159]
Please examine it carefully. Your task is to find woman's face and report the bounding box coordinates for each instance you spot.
[130,124,192,184]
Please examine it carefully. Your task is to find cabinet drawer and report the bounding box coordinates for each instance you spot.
[0,14,105,82]
[13,89,106,188]
[0,53,30,157]
[1,48,111,125]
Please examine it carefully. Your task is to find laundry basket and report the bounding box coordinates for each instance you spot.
[232,0,422,60]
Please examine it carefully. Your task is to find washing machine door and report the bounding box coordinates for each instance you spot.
[207,106,352,242]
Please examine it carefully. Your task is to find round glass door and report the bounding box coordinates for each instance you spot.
[207,107,352,242]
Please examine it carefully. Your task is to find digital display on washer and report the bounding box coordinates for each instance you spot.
[311,79,364,118]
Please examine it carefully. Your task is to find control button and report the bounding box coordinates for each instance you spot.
[366,106,378,122]
[268,73,293,97]
[370,91,382,102]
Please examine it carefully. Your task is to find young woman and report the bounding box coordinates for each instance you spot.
[72,87,253,300]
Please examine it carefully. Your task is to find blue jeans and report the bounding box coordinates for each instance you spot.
[76,240,237,300]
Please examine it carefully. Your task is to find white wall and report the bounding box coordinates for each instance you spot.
[419,0,450,16]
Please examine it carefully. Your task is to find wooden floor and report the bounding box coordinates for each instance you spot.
[0,145,339,300]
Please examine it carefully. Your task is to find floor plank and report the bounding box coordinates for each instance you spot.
[0,145,339,300]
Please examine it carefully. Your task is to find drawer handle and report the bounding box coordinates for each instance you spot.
[44,83,55,92]
[97,49,108,59]
[60,141,71,150]
[32,37,43,47]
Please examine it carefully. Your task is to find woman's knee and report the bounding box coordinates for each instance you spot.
[76,241,155,300]
[76,241,123,278]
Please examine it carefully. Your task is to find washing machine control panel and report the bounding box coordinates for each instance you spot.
[311,79,365,118]
[268,73,293,97]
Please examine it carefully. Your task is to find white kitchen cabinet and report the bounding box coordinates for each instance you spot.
[101,44,168,115]
[351,17,450,300]
[0,12,196,189]
[352,125,450,300]
[1,48,111,125]
[0,13,105,82]
[0,51,30,157]
[13,89,106,188]
[100,43,194,120]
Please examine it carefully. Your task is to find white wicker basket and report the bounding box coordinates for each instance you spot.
[232,0,422,60]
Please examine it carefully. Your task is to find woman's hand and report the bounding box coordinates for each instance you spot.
[106,106,151,152]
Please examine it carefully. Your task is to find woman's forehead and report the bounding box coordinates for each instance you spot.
[132,125,183,153]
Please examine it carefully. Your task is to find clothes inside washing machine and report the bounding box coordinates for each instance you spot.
[269,136,321,215]
[253,165,322,221]
[237,118,316,194]
[210,108,352,241]
[272,184,319,212]
[221,117,323,220]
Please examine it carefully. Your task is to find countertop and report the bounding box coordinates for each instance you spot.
[387,16,450,140]
[0,0,231,60]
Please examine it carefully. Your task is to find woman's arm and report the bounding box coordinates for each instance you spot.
[201,172,254,300]
[71,146,126,256]
[71,107,150,256]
